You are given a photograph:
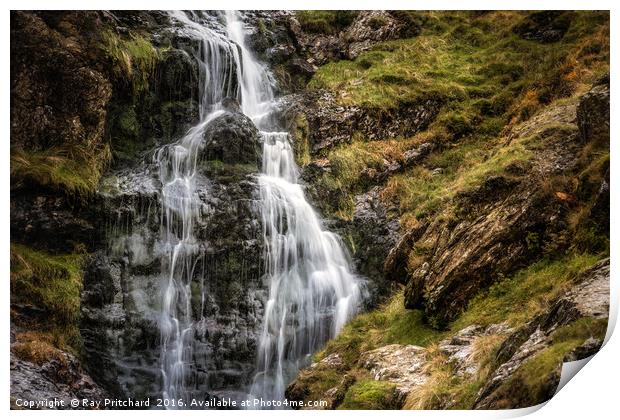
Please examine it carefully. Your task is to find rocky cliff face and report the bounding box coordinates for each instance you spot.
[10,10,268,404]
[10,10,609,410]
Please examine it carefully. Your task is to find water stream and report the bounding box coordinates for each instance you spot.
[156,10,362,406]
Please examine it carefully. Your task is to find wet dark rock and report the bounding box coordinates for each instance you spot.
[201,111,261,166]
[10,194,97,253]
[347,187,400,301]
[589,168,609,232]
[221,97,241,113]
[81,151,264,401]
[241,11,313,92]
[10,11,112,152]
[156,48,199,102]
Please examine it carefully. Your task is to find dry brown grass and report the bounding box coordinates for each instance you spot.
[11,331,68,365]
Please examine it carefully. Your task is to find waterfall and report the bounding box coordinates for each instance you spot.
[155,11,241,403]
[222,12,363,403]
[155,11,362,405]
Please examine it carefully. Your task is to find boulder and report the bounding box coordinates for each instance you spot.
[201,111,261,166]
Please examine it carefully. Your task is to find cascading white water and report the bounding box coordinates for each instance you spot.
[222,12,363,403]
[155,11,361,405]
[155,11,242,404]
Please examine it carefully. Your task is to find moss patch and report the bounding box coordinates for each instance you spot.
[339,379,398,410]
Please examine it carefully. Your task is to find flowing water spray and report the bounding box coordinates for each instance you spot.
[156,11,362,405]
[156,11,242,403]
[222,12,363,403]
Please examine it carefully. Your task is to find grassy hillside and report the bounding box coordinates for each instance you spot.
[293,10,609,409]
[308,11,609,225]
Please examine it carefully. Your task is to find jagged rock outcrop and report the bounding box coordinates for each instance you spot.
[398,98,587,327]
[475,258,609,408]
[282,91,442,154]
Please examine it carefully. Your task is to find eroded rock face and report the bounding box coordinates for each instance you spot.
[283,91,442,154]
[10,11,112,152]
[81,161,265,399]
[475,259,609,409]
[400,100,584,327]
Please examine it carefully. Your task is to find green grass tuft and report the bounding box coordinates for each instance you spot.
[316,291,443,366]
[452,253,600,330]
[10,143,111,199]
[339,380,397,410]
[10,243,86,353]
[100,29,160,95]
[296,11,358,34]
